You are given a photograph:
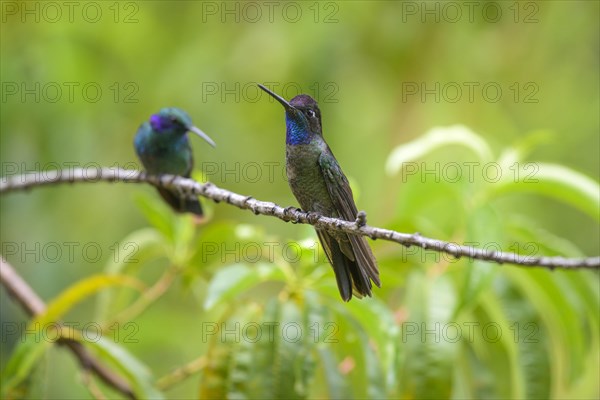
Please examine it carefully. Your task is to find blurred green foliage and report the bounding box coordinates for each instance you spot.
[1,1,598,399]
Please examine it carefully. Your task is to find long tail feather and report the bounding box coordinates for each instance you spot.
[317,230,378,301]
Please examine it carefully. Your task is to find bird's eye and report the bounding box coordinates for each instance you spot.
[307,109,316,118]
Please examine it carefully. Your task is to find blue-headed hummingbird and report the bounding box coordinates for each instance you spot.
[258,84,380,301]
[134,107,215,216]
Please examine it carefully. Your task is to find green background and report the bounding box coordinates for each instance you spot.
[1,1,598,399]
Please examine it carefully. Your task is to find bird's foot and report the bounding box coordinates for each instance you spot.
[244,196,260,215]
[283,206,301,223]
[156,173,180,191]
[355,211,367,228]
[306,211,321,225]
[171,178,190,200]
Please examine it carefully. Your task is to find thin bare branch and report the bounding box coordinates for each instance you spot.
[1,168,598,270]
[156,356,208,391]
[101,265,179,329]
[0,257,136,399]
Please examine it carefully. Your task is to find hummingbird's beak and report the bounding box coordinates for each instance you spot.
[189,126,216,148]
[258,84,294,111]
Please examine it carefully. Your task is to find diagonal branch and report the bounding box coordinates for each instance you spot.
[1,168,598,270]
[0,257,136,399]
[156,356,208,391]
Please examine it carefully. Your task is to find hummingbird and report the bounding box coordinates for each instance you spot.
[258,84,380,301]
[134,107,216,216]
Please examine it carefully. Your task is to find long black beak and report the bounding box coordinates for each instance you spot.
[258,84,294,111]
[188,126,216,147]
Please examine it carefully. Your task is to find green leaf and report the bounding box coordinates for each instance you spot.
[133,191,177,241]
[454,206,503,317]
[272,300,308,399]
[244,298,282,398]
[104,228,167,275]
[563,325,600,399]
[493,277,552,399]
[191,221,238,268]
[341,295,398,391]
[96,228,166,320]
[32,274,144,329]
[348,314,387,398]
[497,130,555,168]
[400,271,458,399]
[489,163,600,220]
[506,268,587,398]
[226,305,270,399]
[204,263,285,310]
[81,334,164,399]
[506,215,585,258]
[476,290,526,399]
[386,125,494,175]
[316,347,350,399]
[391,176,466,238]
[1,335,52,397]
[198,329,233,399]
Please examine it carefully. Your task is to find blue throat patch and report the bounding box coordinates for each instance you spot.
[285,114,312,145]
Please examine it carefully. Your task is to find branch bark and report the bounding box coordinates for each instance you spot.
[0,257,136,399]
[1,168,598,270]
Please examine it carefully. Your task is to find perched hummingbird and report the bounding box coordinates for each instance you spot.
[258,84,380,301]
[134,107,216,216]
